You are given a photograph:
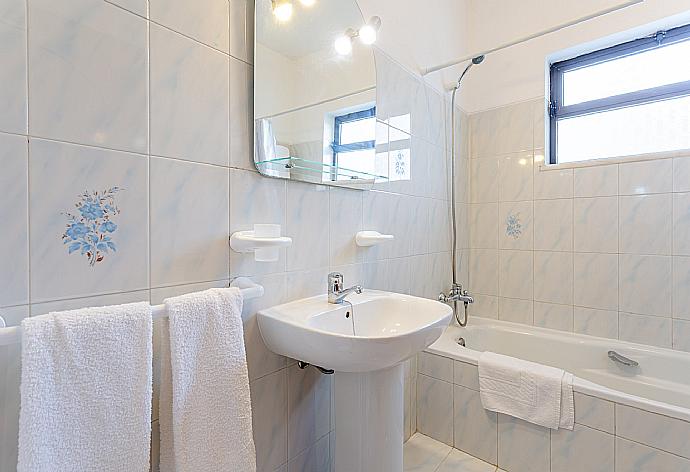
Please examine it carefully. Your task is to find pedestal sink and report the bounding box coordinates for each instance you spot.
[257,290,452,471]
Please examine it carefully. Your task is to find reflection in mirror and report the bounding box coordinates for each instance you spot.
[254,0,390,189]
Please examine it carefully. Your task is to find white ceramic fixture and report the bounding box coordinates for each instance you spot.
[229,224,292,262]
[258,290,452,471]
[355,230,394,247]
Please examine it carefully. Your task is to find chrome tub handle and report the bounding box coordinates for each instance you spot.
[608,350,639,367]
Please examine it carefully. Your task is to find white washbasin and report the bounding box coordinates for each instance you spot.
[257,290,452,372]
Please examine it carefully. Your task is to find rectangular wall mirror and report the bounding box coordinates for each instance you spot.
[254,0,385,189]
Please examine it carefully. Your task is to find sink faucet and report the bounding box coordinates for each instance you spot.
[328,272,363,304]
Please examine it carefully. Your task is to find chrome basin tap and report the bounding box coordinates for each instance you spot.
[328,272,363,304]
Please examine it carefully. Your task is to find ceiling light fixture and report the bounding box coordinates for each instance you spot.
[335,29,355,55]
[358,16,381,45]
[272,0,293,22]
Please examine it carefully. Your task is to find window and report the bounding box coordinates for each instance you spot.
[331,107,376,179]
[549,24,690,164]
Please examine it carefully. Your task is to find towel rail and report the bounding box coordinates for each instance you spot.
[0,277,264,347]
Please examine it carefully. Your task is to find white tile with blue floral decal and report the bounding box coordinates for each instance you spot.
[0,133,28,307]
[29,139,148,302]
[499,201,532,250]
[28,0,148,153]
[0,0,26,135]
[150,24,230,166]
[150,157,229,287]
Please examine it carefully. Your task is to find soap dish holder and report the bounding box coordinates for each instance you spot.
[230,230,292,253]
[355,230,395,247]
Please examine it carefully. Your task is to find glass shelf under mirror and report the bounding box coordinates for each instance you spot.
[255,157,387,187]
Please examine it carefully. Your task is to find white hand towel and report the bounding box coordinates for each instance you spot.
[478,352,574,430]
[18,303,153,472]
[159,287,256,472]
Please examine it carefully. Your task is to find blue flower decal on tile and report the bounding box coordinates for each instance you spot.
[62,187,122,266]
[506,212,522,239]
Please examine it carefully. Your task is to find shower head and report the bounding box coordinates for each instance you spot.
[453,55,485,90]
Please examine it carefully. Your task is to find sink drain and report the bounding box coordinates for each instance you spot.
[456,337,466,347]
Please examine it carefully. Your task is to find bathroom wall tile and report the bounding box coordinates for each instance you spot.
[328,188,363,266]
[429,199,452,253]
[616,404,690,460]
[534,199,573,251]
[499,250,533,300]
[534,302,573,332]
[472,102,533,158]
[29,139,148,302]
[436,448,496,472]
[241,273,288,381]
[363,191,409,260]
[403,433,452,472]
[251,369,288,472]
[497,414,550,472]
[230,0,254,63]
[362,259,390,292]
[470,157,499,203]
[615,437,690,472]
[619,254,671,316]
[285,268,330,301]
[0,0,26,134]
[673,157,690,193]
[673,320,690,352]
[389,258,412,295]
[499,152,533,202]
[573,392,614,434]
[417,375,453,446]
[287,432,330,472]
[533,100,546,149]
[470,203,498,249]
[0,305,27,472]
[673,192,690,256]
[573,253,618,311]
[150,25,229,166]
[0,134,28,307]
[410,198,432,255]
[453,361,479,391]
[418,352,453,383]
[230,57,254,170]
[619,312,672,348]
[105,0,147,17]
[499,297,533,325]
[551,424,614,472]
[674,256,690,320]
[150,0,228,52]
[573,165,618,197]
[287,364,331,459]
[28,0,147,153]
[619,159,672,195]
[534,251,573,305]
[533,154,573,200]
[573,307,618,339]
[454,385,498,464]
[499,201,533,250]
[286,182,329,272]
[230,169,287,276]
[31,290,149,316]
[573,197,618,254]
[469,294,499,320]
[150,158,229,287]
[619,194,672,255]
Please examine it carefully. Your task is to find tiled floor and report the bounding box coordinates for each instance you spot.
[403,433,504,472]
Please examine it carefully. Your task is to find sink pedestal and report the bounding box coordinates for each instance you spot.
[333,364,404,471]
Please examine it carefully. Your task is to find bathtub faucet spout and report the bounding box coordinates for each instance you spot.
[439,283,474,306]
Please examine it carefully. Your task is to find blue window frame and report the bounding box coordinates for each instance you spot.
[331,106,376,168]
[549,23,690,164]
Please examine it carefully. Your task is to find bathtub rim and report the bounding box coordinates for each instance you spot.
[425,317,690,424]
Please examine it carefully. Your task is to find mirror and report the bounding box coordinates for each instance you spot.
[254,0,385,189]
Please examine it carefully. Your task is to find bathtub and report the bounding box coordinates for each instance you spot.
[416,317,690,471]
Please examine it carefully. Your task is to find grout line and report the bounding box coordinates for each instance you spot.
[25,0,31,315]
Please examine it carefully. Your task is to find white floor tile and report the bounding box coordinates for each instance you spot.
[437,448,497,472]
[404,433,451,472]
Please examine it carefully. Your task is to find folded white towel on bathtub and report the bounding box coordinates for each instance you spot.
[478,352,574,430]
[159,287,256,472]
[18,303,153,472]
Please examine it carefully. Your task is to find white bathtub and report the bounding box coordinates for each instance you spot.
[426,317,690,422]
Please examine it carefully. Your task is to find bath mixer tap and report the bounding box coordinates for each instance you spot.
[328,272,363,304]
[439,283,474,306]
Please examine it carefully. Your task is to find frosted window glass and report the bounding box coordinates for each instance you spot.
[563,40,690,106]
[339,117,375,145]
[557,95,690,163]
